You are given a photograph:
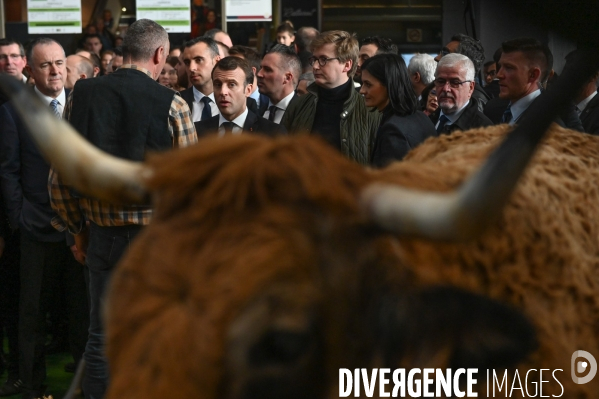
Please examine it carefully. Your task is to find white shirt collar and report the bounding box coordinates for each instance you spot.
[577,91,597,113]
[193,86,215,103]
[21,75,27,84]
[34,86,66,106]
[218,107,248,136]
[509,89,541,125]
[439,100,470,125]
[269,90,295,110]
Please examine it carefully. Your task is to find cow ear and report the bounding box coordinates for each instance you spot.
[385,286,538,371]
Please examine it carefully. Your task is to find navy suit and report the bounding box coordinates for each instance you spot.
[0,89,88,399]
[194,109,287,138]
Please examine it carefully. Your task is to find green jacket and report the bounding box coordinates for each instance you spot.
[281,80,381,165]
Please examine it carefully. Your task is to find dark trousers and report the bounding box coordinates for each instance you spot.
[18,233,89,399]
[0,232,20,379]
[83,223,142,399]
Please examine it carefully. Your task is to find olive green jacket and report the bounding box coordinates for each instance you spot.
[281,80,381,165]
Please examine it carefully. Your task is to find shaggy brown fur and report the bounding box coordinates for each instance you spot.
[105,124,599,398]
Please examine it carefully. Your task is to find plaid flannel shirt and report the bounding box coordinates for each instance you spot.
[49,65,197,234]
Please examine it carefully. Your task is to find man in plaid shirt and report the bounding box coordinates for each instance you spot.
[48,19,197,399]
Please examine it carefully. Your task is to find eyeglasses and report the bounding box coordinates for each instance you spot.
[0,54,24,62]
[485,70,496,77]
[433,78,472,89]
[308,56,340,67]
[439,49,451,57]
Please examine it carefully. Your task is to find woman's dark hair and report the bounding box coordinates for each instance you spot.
[361,53,418,116]
[419,82,436,111]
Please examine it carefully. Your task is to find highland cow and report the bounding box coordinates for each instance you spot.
[1,47,599,399]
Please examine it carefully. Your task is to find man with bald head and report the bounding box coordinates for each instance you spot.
[65,54,94,89]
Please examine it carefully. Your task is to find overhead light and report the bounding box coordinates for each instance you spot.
[122,7,126,12]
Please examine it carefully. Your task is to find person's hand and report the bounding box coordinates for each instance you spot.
[73,226,90,265]
[70,244,85,265]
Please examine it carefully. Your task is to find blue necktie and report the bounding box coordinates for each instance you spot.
[50,99,61,119]
[436,114,450,134]
[200,96,212,121]
[501,106,513,123]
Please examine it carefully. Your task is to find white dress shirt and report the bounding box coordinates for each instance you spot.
[218,108,248,136]
[35,86,66,119]
[191,86,219,122]
[263,91,295,124]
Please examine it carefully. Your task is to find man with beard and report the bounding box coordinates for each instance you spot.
[429,53,492,134]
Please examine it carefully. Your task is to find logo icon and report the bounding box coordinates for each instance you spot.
[571,350,597,384]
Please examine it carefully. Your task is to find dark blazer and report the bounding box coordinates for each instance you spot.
[193,109,287,138]
[371,107,437,168]
[181,86,261,119]
[247,93,270,116]
[580,91,599,135]
[0,89,70,242]
[472,84,490,112]
[430,98,493,134]
[483,80,500,99]
[484,93,583,131]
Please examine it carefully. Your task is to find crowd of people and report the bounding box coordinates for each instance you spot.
[0,14,598,399]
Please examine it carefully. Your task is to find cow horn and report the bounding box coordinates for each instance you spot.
[362,47,599,241]
[0,76,149,204]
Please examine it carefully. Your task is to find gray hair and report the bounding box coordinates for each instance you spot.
[268,44,302,86]
[407,53,436,85]
[123,19,168,62]
[435,53,475,81]
[26,38,64,66]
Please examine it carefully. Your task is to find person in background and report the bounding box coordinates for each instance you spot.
[158,60,176,88]
[166,56,185,91]
[407,53,436,100]
[296,72,314,96]
[360,53,436,167]
[100,49,113,75]
[421,82,438,116]
[276,23,295,46]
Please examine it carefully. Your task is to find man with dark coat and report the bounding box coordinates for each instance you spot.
[434,33,490,111]
[0,38,88,399]
[194,56,286,137]
[566,49,599,135]
[429,54,492,134]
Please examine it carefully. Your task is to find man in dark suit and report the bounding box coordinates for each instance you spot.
[194,56,286,137]
[0,38,88,399]
[430,53,492,134]
[256,44,301,124]
[485,38,582,131]
[180,36,221,122]
[566,50,599,135]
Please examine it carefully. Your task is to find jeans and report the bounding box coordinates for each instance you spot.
[83,223,142,399]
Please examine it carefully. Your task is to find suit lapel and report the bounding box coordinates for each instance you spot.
[243,110,259,133]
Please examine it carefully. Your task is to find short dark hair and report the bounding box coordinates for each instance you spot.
[501,37,551,83]
[0,39,25,56]
[228,45,261,71]
[276,23,295,36]
[484,60,496,68]
[360,36,398,55]
[84,33,102,42]
[361,53,418,116]
[267,44,301,85]
[26,38,64,65]
[450,33,485,74]
[88,52,101,69]
[113,46,123,57]
[184,36,219,59]
[212,56,253,86]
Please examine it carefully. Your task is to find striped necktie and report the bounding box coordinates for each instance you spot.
[49,99,61,119]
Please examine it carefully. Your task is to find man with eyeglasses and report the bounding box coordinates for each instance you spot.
[435,33,490,111]
[282,30,380,165]
[429,53,492,134]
